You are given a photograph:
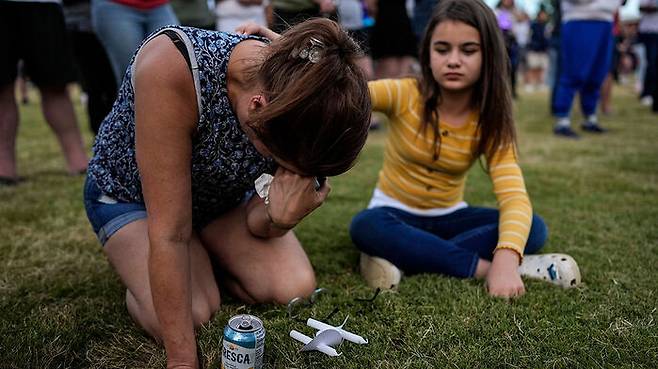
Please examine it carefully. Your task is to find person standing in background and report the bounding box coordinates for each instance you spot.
[338,0,374,79]
[91,0,179,87]
[270,0,336,33]
[638,0,658,109]
[526,7,551,92]
[170,0,216,29]
[368,0,418,78]
[0,0,89,185]
[412,0,440,41]
[549,0,562,115]
[552,0,625,138]
[215,0,268,33]
[64,0,118,135]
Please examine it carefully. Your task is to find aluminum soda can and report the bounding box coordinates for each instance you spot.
[221,314,265,369]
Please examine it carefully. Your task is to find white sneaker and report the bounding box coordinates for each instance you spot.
[359,253,402,290]
[518,253,581,288]
[640,96,653,106]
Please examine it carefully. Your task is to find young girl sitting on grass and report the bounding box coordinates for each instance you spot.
[349,0,581,298]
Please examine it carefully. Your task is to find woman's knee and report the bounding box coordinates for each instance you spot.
[191,287,221,328]
[270,266,316,305]
[247,264,316,305]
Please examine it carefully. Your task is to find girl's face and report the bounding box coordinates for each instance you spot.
[429,20,482,95]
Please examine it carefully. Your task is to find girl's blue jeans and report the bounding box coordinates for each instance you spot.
[349,206,548,278]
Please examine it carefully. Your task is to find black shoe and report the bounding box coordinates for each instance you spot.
[0,176,20,186]
[554,126,580,139]
[581,122,607,133]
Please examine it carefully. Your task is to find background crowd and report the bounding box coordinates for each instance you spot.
[1,0,656,183]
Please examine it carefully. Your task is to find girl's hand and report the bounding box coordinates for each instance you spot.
[266,167,330,228]
[485,249,525,298]
[234,21,280,41]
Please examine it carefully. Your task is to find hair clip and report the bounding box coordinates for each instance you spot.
[292,37,325,64]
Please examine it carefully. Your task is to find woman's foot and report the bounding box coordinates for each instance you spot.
[518,253,581,288]
[359,253,402,290]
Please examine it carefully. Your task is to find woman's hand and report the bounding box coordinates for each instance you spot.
[266,167,330,228]
[234,21,280,41]
[485,249,525,298]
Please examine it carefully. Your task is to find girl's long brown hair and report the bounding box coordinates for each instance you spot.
[417,0,516,164]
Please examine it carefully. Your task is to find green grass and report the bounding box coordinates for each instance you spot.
[1,86,657,368]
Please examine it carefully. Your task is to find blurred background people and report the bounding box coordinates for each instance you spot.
[91,0,179,86]
[270,0,336,33]
[170,0,216,29]
[525,6,550,92]
[412,0,440,40]
[216,0,268,33]
[64,0,117,135]
[638,0,658,111]
[552,0,625,138]
[0,0,89,185]
[496,0,523,98]
[337,0,374,79]
[368,0,418,78]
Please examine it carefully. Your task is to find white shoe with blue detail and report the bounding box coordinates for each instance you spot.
[518,253,582,288]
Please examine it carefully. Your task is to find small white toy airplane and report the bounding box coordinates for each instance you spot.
[289,316,368,357]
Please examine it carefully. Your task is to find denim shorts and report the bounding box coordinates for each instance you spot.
[83,175,147,246]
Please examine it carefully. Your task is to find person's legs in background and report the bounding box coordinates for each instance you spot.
[38,85,89,174]
[144,3,179,36]
[639,32,658,106]
[0,2,22,182]
[579,21,613,132]
[0,2,88,180]
[553,21,603,138]
[27,3,88,173]
[92,0,177,86]
[0,82,19,182]
[70,30,117,135]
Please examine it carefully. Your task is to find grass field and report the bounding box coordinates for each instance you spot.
[1,86,657,369]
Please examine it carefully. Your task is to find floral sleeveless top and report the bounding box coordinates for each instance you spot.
[88,26,275,228]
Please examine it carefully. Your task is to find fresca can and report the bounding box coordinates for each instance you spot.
[221,314,265,369]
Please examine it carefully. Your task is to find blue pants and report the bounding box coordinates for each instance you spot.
[91,0,179,86]
[349,206,548,278]
[639,32,658,99]
[553,20,613,118]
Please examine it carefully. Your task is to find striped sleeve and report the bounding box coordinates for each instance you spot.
[368,79,411,116]
[488,146,532,260]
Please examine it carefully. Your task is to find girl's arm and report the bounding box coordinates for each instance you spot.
[245,167,331,238]
[368,78,413,116]
[134,36,200,368]
[485,147,533,297]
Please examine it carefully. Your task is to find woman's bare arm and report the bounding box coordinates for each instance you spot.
[134,35,200,369]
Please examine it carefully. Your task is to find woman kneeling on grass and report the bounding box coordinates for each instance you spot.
[349,0,581,297]
[83,19,370,368]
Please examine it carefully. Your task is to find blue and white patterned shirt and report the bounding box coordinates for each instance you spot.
[88,26,276,228]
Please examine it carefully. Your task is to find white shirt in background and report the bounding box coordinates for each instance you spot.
[216,0,268,33]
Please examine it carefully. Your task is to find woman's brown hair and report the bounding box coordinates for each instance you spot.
[417,0,516,163]
[249,18,371,177]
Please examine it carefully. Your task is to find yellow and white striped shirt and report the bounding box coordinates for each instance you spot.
[369,78,532,257]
